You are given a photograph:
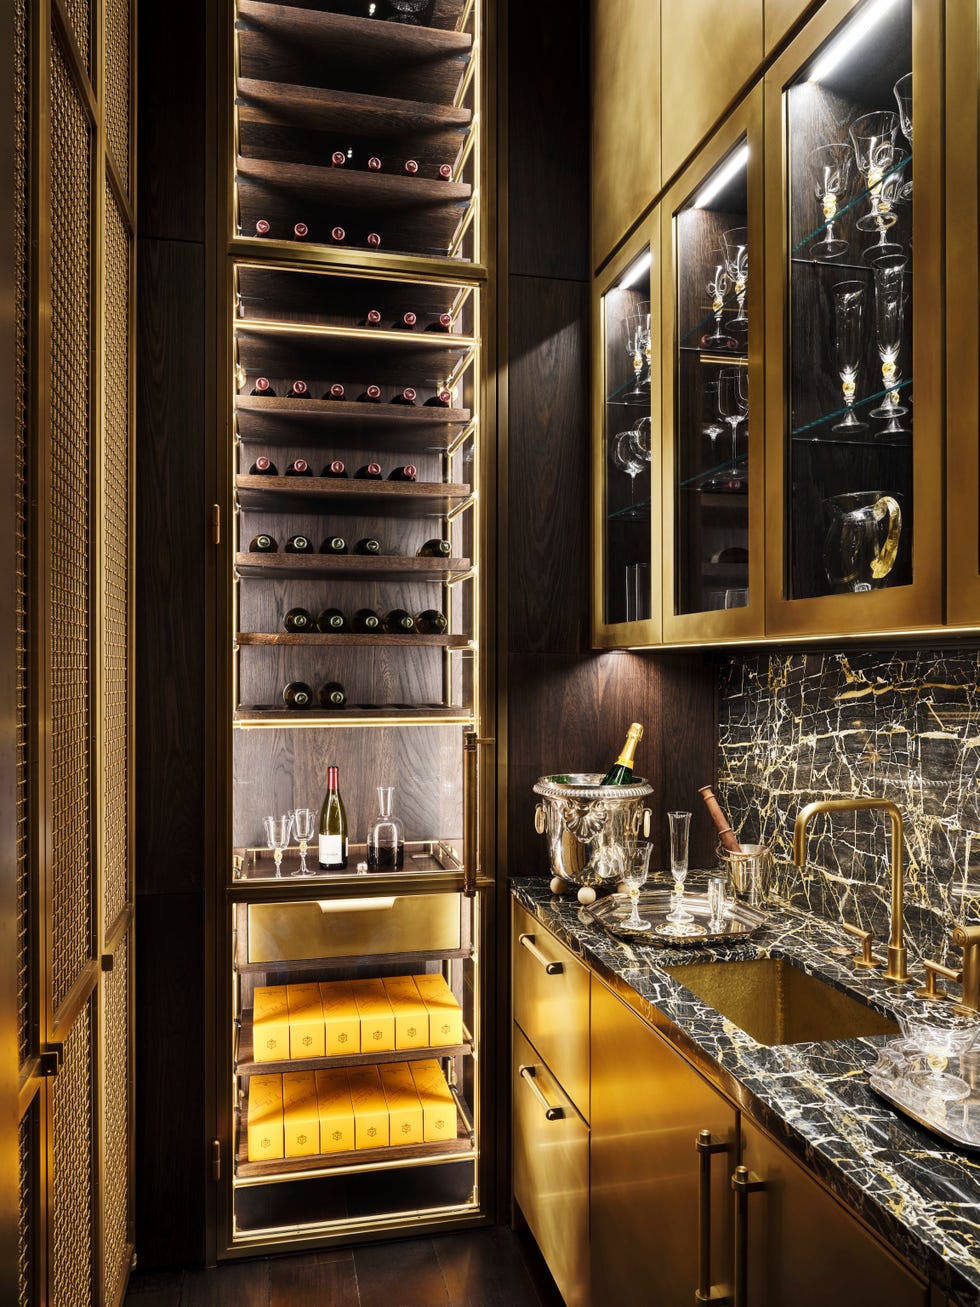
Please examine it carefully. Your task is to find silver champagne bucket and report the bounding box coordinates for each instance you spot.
[533,773,653,903]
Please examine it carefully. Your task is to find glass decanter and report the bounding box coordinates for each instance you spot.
[366,786,405,871]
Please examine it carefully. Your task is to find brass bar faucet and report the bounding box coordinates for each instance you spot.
[792,798,910,985]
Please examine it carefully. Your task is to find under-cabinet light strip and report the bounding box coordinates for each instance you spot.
[617,251,651,290]
[807,0,900,84]
[692,145,750,209]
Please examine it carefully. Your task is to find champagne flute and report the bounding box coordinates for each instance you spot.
[721,228,748,332]
[830,280,868,434]
[264,813,294,879]
[716,366,748,489]
[658,811,704,937]
[868,251,908,435]
[619,840,655,931]
[293,807,316,876]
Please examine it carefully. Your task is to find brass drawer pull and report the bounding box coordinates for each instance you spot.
[732,1165,765,1307]
[518,1065,564,1121]
[518,933,563,974]
[696,1130,731,1303]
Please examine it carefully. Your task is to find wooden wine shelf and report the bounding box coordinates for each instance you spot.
[234,551,470,580]
[234,320,473,381]
[235,396,471,450]
[236,1011,473,1077]
[236,632,468,648]
[235,474,471,513]
[235,265,471,329]
[234,703,470,724]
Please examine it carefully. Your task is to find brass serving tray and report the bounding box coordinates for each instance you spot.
[584,889,767,945]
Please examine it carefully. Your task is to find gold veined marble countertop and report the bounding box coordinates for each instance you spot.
[511,876,980,1304]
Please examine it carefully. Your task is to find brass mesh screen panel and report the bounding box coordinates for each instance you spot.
[52,998,95,1307]
[18,1103,37,1307]
[103,933,131,1306]
[14,0,32,1067]
[105,0,130,194]
[63,0,92,76]
[49,40,94,1014]
[103,184,131,933]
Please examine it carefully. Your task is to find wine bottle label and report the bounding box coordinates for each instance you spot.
[319,834,344,864]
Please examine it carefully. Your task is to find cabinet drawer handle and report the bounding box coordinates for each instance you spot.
[732,1165,765,1307]
[518,933,563,974]
[518,1065,564,1120]
[696,1130,731,1304]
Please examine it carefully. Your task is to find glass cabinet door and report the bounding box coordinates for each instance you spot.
[765,0,943,637]
[661,90,764,642]
[592,217,661,645]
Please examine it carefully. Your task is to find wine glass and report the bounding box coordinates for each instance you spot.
[849,111,900,235]
[701,261,735,349]
[264,813,294,879]
[806,143,853,259]
[622,301,651,398]
[715,366,748,489]
[293,807,316,876]
[868,251,909,435]
[658,811,704,937]
[611,425,649,513]
[894,72,913,147]
[721,228,748,332]
[619,840,655,932]
[830,280,868,434]
[899,1004,980,1104]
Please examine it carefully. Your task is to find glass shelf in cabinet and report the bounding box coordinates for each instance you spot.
[790,378,912,443]
[606,371,653,406]
[792,154,912,257]
[679,459,750,494]
[678,290,751,351]
[607,499,652,523]
[678,343,748,362]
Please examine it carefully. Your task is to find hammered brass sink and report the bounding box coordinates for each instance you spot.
[663,957,899,1047]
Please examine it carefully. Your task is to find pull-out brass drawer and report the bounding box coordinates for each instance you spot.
[512,902,589,1113]
[246,893,462,963]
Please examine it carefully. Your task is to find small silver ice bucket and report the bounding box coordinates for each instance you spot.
[533,773,653,895]
[716,842,772,908]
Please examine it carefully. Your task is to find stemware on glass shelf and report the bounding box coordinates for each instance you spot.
[622,301,652,398]
[898,1003,980,1104]
[829,280,868,434]
[712,366,749,489]
[618,840,655,932]
[721,227,748,333]
[701,261,735,350]
[264,813,294,879]
[806,143,853,259]
[849,111,900,236]
[292,807,316,876]
[658,810,705,937]
[822,490,902,593]
[868,251,909,435]
[893,71,912,201]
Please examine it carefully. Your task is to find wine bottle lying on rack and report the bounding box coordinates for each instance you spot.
[364,311,382,327]
[248,455,277,475]
[367,156,382,171]
[287,380,309,399]
[321,460,347,478]
[320,535,347,554]
[316,608,346,632]
[318,681,347,708]
[388,463,417,480]
[382,608,415,634]
[425,313,453,333]
[366,232,381,249]
[353,537,382,555]
[414,609,448,634]
[324,383,346,400]
[392,312,417,330]
[285,458,312,477]
[250,377,275,396]
[330,150,346,167]
[283,681,313,709]
[283,607,313,633]
[404,159,419,175]
[293,222,309,240]
[423,390,453,408]
[391,389,417,407]
[331,226,346,243]
[249,533,277,553]
[438,164,453,181]
[356,386,381,404]
[416,538,451,557]
[354,463,382,480]
[351,608,380,632]
[285,534,314,554]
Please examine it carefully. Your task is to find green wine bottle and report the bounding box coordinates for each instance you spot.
[600,722,644,786]
[318,765,348,870]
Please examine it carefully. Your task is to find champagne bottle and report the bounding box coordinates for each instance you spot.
[250,377,276,396]
[318,681,347,708]
[437,163,453,181]
[423,389,453,408]
[320,459,347,478]
[698,785,742,853]
[353,536,382,555]
[425,313,453,333]
[391,312,417,330]
[283,607,313,633]
[351,608,380,632]
[331,226,346,243]
[356,386,381,404]
[248,455,278,475]
[248,533,277,553]
[354,462,382,480]
[254,218,271,236]
[364,310,382,326]
[600,722,644,786]
[366,232,381,249]
[416,538,451,557]
[390,388,417,407]
[320,535,347,554]
[404,159,419,175]
[330,149,346,167]
[287,380,309,399]
[284,534,313,554]
[283,681,313,709]
[284,458,313,477]
[414,608,448,634]
[367,156,382,171]
[293,222,309,240]
[382,608,415,634]
[318,765,348,870]
[388,463,417,480]
[316,608,346,632]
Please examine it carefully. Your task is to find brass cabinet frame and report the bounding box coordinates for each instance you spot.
[591,212,663,647]
[763,0,945,639]
[660,87,766,644]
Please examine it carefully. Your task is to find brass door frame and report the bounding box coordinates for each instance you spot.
[763,0,945,639]
[660,86,765,645]
[591,211,663,647]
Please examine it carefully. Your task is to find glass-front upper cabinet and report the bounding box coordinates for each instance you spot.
[661,90,764,643]
[592,215,661,646]
[764,0,943,638]
[945,0,980,626]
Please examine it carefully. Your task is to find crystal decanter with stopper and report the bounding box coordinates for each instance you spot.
[367,786,405,871]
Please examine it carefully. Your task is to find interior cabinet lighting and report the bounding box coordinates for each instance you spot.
[692,145,750,209]
[617,251,652,290]
[807,0,899,83]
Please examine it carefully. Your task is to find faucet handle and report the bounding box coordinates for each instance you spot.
[841,921,884,971]
[915,958,961,1002]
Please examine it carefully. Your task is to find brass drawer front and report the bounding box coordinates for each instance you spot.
[512,903,590,1113]
[246,894,462,962]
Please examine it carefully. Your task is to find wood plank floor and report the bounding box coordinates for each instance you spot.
[125,1227,564,1306]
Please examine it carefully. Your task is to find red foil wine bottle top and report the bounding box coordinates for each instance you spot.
[330,150,346,166]
[292,458,308,473]
[402,388,417,402]
[328,383,345,399]
[254,455,272,472]
[403,312,417,327]
[331,226,346,242]
[438,389,452,404]
[255,218,271,235]
[438,312,452,328]
[367,156,382,171]
[366,232,381,248]
[404,159,419,175]
[438,164,453,181]
[253,377,271,393]
[325,460,345,475]
[366,310,382,325]
[293,222,309,238]
[365,385,381,400]
[365,462,382,476]
[290,380,308,396]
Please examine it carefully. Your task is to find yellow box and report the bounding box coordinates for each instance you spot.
[412,973,463,1046]
[318,980,360,1055]
[314,1068,355,1154]
[347,1064,390,1150]
[246,1073,284,1161]
[381,976,430,1050]
[379,1061,424,1146]
[286,983,325,1059]
[282,1070,319,1158]
[252,985,290,1063]
[349,978,395,1053]
[409,1058,458,1143]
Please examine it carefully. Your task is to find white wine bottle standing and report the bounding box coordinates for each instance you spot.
[318,766,348,870]
[600,722,644,785]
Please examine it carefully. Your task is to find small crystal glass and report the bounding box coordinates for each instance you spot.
[658,811,705,937]
[898,1004,980,1104]
[264,813,294,879]
[707,875,728,929]
[292,807,316,876]
[367,786,405,871]
[721,227,748,332]
[622,301,652,398]
[619,840,655,931]
[701,261,735,349]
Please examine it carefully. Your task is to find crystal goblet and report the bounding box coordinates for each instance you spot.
[849,111,899,235]
[622,302,651,398]
[293,807,316,876]
[899,1004,980,1104]
[701,261,735,349]
[264,813,294,879]
[721,227,748,332]
[619,840,655,932]
[806,143,852,260]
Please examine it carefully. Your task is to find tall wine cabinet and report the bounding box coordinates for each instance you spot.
[212,0,496,1256]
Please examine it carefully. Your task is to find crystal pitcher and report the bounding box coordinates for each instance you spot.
[822,490,902,593]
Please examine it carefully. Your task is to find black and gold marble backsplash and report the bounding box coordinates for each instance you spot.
[717,649,980,962]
